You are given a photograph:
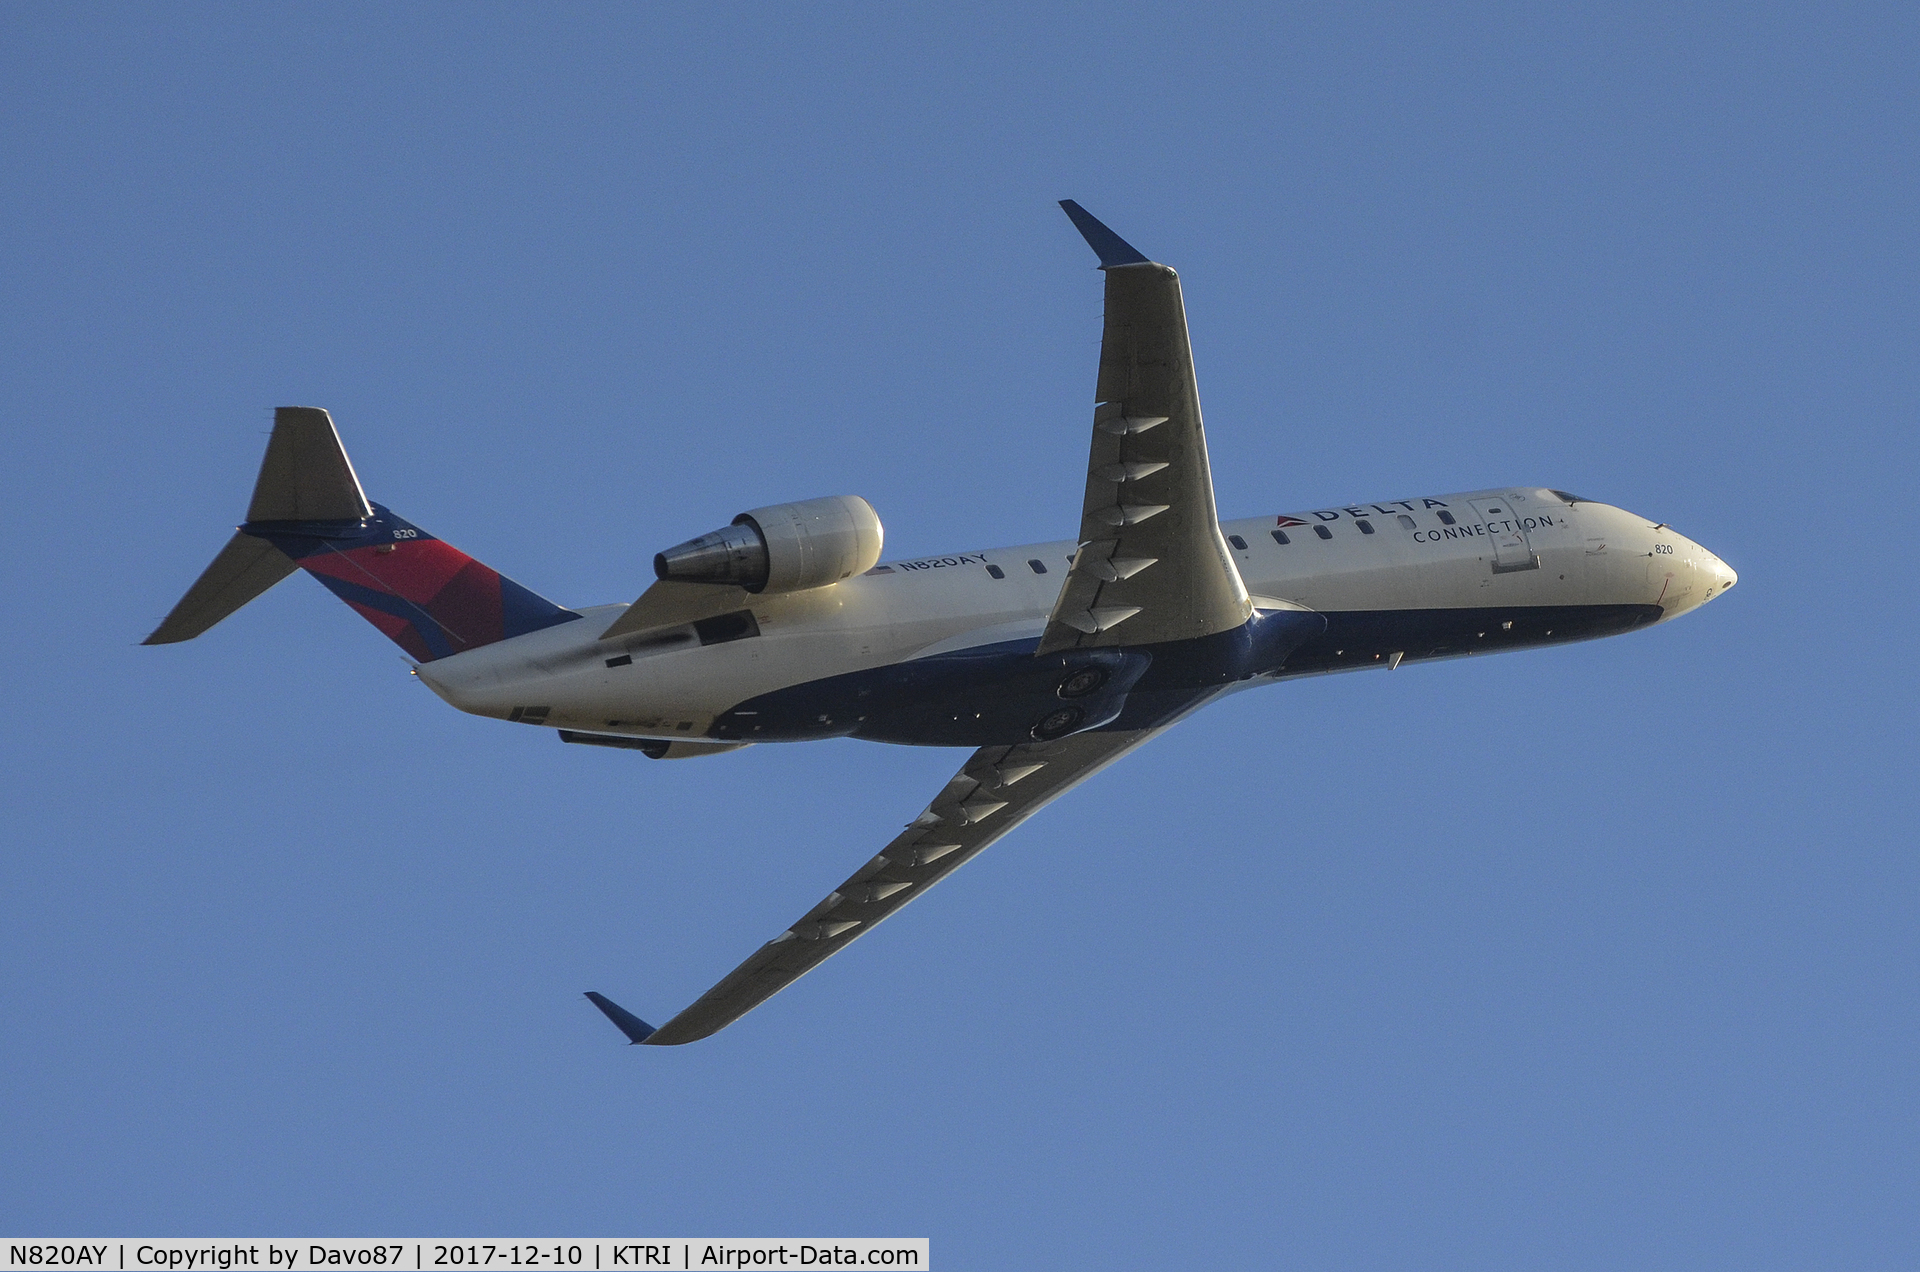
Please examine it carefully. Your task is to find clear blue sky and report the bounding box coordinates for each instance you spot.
[3,3,1915,1265]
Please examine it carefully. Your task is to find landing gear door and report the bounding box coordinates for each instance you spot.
[1466,496,1540,574]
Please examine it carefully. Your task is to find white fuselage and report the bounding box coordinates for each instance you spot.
[415,488,1735,744]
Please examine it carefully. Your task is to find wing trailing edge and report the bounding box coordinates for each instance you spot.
[606,726,1170,1046]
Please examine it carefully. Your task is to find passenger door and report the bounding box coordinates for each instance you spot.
[1466,496,1539,574]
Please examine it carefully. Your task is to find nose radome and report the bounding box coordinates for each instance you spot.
[1704,551,1737,596]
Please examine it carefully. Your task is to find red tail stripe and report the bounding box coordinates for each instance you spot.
[301,540,476,605]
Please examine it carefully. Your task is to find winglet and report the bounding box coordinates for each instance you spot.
[1058,200,1152,268]
[584,991,657,1044]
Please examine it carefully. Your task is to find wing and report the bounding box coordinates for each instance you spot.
[629,725,1167,1045]
[1038,202,1251,655]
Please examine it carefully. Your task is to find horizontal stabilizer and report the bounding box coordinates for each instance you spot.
[584,991,657,1044]
[142,531,297,644]
[248,406,372,523]
[143,405,369,645]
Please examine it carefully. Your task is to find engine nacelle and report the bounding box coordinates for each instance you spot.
[654,495,883,594]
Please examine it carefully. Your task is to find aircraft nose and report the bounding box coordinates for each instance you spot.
[1705,551,1737,597]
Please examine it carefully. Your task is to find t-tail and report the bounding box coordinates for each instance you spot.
[144,407,581,660]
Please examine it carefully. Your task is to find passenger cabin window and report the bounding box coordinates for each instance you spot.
[1313,524,1333,540]
[694,610,760,647]
[1228,534,1248,550]
[1397,514,1416,530]
[1027,559,1047,574]
[1271,530,1290,545]
[1356,519,1375,535]
[1437,510,1457,526]
[985,563,1005,579]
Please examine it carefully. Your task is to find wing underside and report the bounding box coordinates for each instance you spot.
[628,726,1165,1045]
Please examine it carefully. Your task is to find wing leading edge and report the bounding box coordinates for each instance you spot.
[599,725,1168,1046]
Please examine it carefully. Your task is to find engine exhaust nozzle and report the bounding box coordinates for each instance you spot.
[653,520,771,591]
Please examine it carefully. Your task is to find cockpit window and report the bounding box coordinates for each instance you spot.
[1550,490,1593,504]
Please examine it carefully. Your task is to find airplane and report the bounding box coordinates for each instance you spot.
[145,201,1738,1047]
